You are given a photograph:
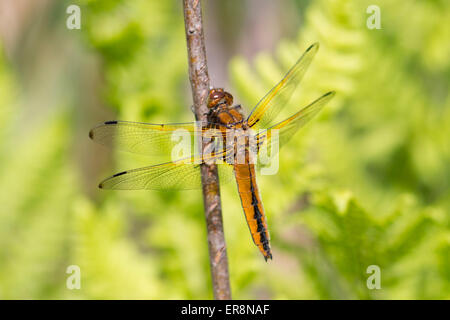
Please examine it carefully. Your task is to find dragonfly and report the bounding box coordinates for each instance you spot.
[89,43,335,261]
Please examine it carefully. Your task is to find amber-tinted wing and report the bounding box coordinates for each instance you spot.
[246,43,319,130]
[255,91,335,154]
[89,120,227,158]
[99,156,234,190]
[89,120,196,156]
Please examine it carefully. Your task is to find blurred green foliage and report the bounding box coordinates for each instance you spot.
[0,0,448,299]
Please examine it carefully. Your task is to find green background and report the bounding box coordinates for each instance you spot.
[0,0,448,299]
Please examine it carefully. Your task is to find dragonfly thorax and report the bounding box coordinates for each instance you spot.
[207,88,247,129]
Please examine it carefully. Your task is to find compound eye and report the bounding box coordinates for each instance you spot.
[210,91,224,100]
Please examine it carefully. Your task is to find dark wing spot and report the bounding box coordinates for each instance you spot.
[249,118,259,127]
[104,120,118,125]
[99,171,127,188]
[306,42,319,52]
[112,171,127,177]
[89,130,94,139]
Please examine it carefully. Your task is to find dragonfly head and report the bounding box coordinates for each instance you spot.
[207,88,233,109]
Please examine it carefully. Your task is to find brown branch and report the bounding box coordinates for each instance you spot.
[182,0,231,300]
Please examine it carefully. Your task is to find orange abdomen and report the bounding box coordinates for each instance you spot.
[234,163,272,261]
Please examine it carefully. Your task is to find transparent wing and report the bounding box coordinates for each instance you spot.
[89,120,196,156]
[256,91,335,154]
[246,43,319,129]
[99,158,234,190]
[89,120,226,157]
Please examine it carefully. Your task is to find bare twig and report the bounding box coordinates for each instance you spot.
[182,0,232,300]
